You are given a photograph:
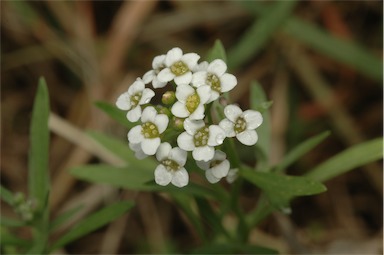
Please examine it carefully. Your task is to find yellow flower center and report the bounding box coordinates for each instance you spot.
[186,93,200,113]
[130,92,142,108]
[194,126,209,147]
[141,122,159,138]
[171,61,189,76]
[206,73,221,93]
[162,159,181,171]
[234,117,247,134]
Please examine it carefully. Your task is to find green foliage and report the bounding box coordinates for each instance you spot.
[306,138,383,182]
[0,185,15,206]
[95,101,134,129]
[206,39,227,62]
[192,242,278,254]
[49,205,83,233]
[50,201,134,251]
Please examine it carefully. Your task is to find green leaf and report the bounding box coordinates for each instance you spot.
[192,243,278,254]
[95,101,134,129]
[306,138,383,182]
[50,201,134,251]
[206,39,227,62]
[0,228,31,248]
[241,166,326,209]
[275,131,331,172]
[228,0,298,69]
[49,205,83,232]
[28,77,50,211]
[0,185,15,206]
[0,216,26,227]
[250,81,271,170]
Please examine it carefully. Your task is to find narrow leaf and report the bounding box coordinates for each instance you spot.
[50,201,134,251]
[0,229,31,248]
[0,185,15,206]
[0,216,26,227]
[95,101,134,129]
[206,39,227,62]
[49,205,83,232]
[192,243,278,254]
[306,138,383,182]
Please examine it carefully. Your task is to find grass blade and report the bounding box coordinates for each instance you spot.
[0,185,15,206]
[206,39,227,62]
[95,101,134,129]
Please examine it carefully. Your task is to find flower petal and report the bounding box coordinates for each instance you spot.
[193,61,209,72]
[141,137,161,155]
[224,104,243,122]
[207,91,220,103]
[142,70,154,84]
[192,146,214,162]
[174,72,192,86]
[127,106,142,122]
[181,53,200,69]
[139,88,155,105]
[226,168,239,183]
[156,142,172,161]
[243,110,263,130]
[177,132,195,151]
[183,118,205,135]
[153,54,165,69]
[188,105,205,120]
[236,130,258,146]
[165,47,183,66]
[141,106,157,123]
[205,169,220,184]
[220,73,237,92]
[154,114,169,134]
[127,125,143,144]
[208,125,226,146]
[192,71,207,87]
[219,119,236,137]
[152,78,167,89]
[116,93,131,110]
[155,165,172,186]
[196,85,211,104]
[171,168,189,187]
[128,79,145,94]
[213,150,227,161]
[196,160,210,170]
[157,68,175,83]
[169,147,187,166]
[207,59,227,76]
[176,84,195,102]
[211,159,230,179]
[171,102,190,118]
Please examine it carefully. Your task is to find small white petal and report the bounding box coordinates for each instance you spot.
[193,61,209,72]
[183,118,205,135]
[196,85,211,104]
[127,106,142,122]
[188,105,205,120]
[174,72,192,86]
[207,59,227,76]
[208,125,226,146]
[128,79,145,94]
[127,125,143,144]
[192,71,207,87]
[213,150,227,161]
[171,168,189,187]
[176,84,195,102]
[226,168,239,183]
[177,132,195,151]
[207,91,220,103]
[139,88,155,104]
[129,142,148,159]
[193,146,214,162]
[219,119,236,137]
[237,130,258,146]
[224,104,243,122]
[154,114,169,134]
[169,147,187,166]
[181,53,200,69]
[156,142,172,161]
[171,102,190,118]
[155,165,172,186]
[243,110,263,130]
[142,70,155,84]
[211,160,230,179]
[196,160,209,170]
[165,47,183,66]
[152,78,167,89]
[205,169,220,184]
[116,93,131,110]
[141,138,161,155]
[141,106,157,123]
[157,68,175,83]
[220,73,237,92]
[152,54,166,69]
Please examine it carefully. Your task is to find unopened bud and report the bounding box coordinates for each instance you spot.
[156,105,172,118]
[162,91,176,105]
[172,117,185,131]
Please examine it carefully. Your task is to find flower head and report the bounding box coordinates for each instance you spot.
[192,59,237,103]
[154,143,189,187]
[157,47,200,86]
[142,54,167,88]
[219,104,263,146]
[196,150,230,183]
[127,106,169,155]
[177,118,225,162]
[116,78,155,122]
[171,84,211,120]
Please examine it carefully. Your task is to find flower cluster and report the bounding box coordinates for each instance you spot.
[116,47,263,187]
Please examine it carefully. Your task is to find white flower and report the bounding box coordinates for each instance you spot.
[196,150,230,183]
[219,104,263,146]
[157,47,200,86]
[142,54,168,88]
[177,118,225,162]
[116,78,155,122]
[129,142,148,160]
[192,59,237,103]
[127,106,169,155]
[192,61,209,72]
[226,168,239,183]
[154,143,189,187]
[171,84,211,120]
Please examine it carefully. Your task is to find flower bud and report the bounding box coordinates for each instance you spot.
[172,116,185,131]
[162,91,176,105]
[156,105,172,118]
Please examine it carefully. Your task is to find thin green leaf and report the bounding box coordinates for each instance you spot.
[0,216,26,227]
[95,101,134,129]
[306,138,383,182]
[50,201,134,251]
[49,205,83,232]
[0,185,14,206]
[228,0,297,69]
[206,39,227,62]
[241,166,326,209]
[191,242,278,254]
[28,77,50,211]
[275,131,331,172]
[0,228,31,248]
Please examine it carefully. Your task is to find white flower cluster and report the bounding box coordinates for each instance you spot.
[116,47,263,187]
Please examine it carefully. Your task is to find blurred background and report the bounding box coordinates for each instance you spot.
[1,1,382,254]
